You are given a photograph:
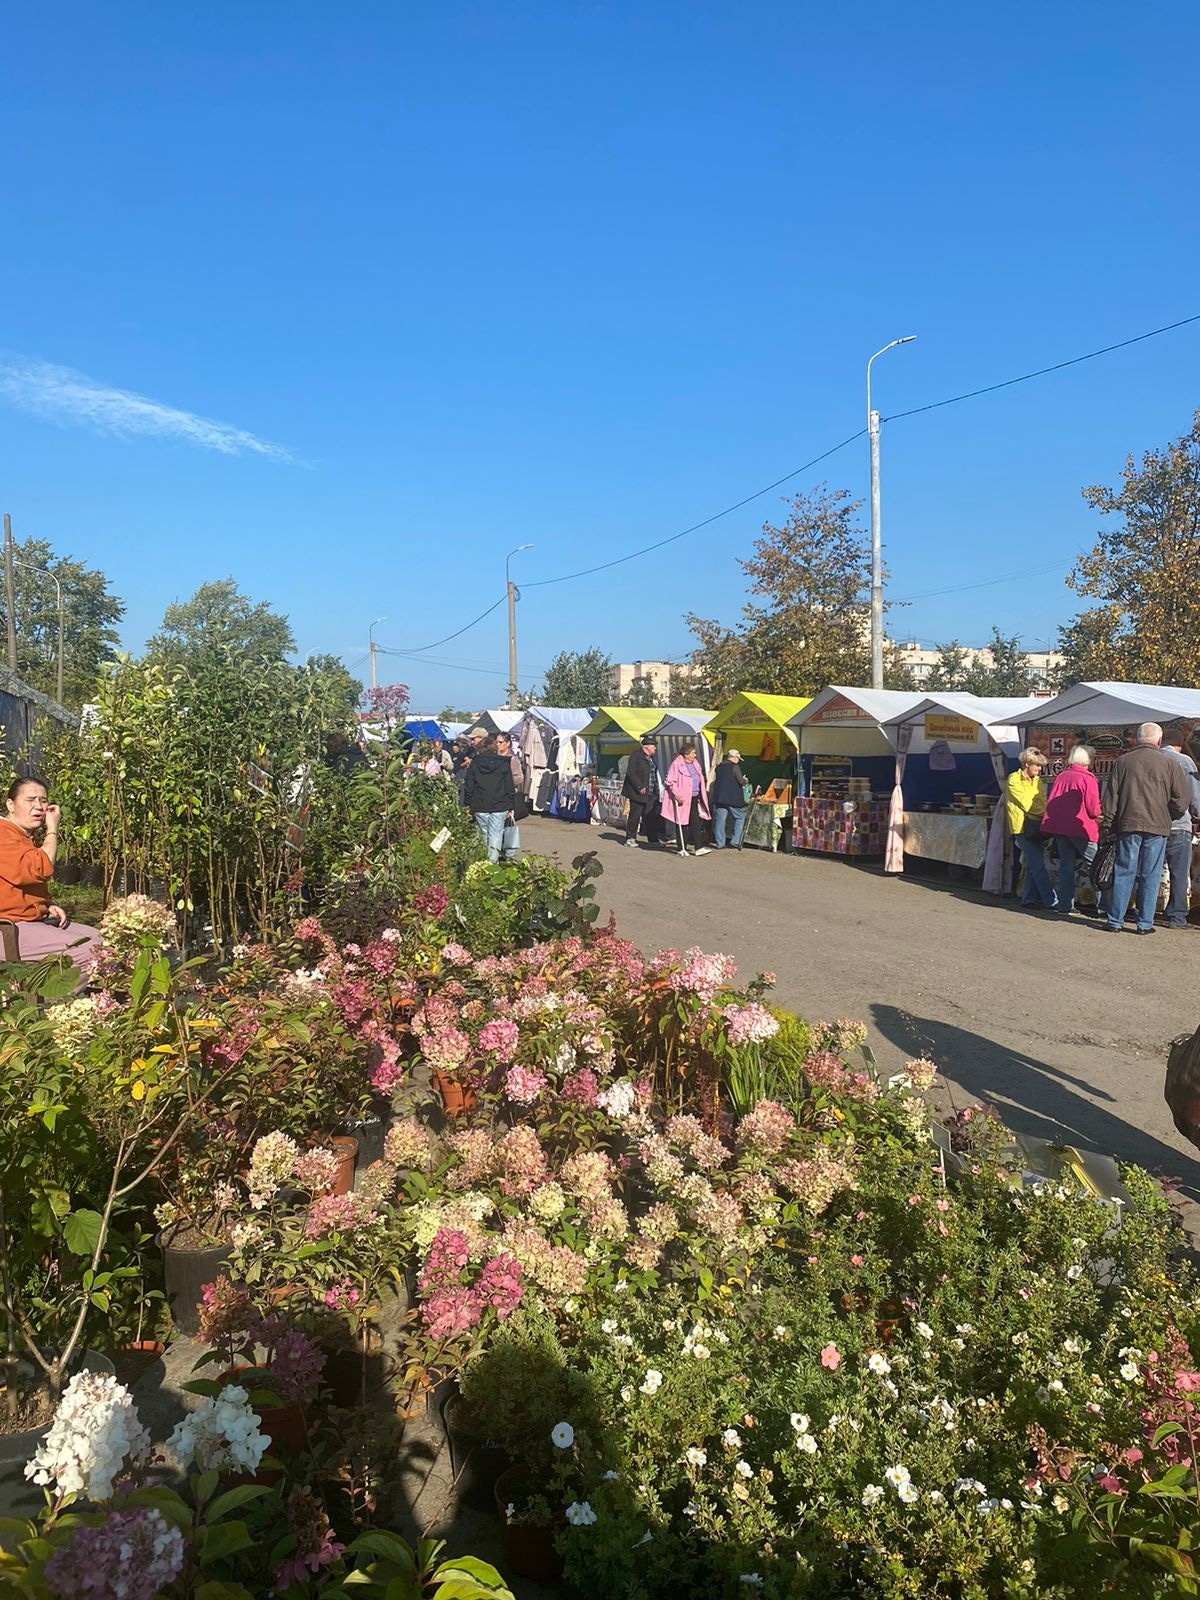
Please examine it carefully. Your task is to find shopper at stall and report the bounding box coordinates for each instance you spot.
[662,742,712,858]
[1041,746,1102,914]
[463,736,517,864]
[622,734,663,847]
[1102,722,1191,935]
[711,748,749,851]
[1005,748,1057,911]
[1160,736,1200,929]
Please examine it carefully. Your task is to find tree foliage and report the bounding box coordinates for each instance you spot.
[681,486,913,702]
[924,629,1038,696]
[147,577,295,665]
[620,672,663,708]
[1057,410,1200,686]
[539,648,613,707]
[0,535,124,707]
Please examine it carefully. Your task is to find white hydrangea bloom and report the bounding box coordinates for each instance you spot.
[166,1385,268,1474]
[25,1370,151,1501]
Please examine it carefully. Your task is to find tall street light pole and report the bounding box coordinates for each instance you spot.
[506,544,534,710]
[12,556,65,704]
[368,617,386,691]
[866,336,917,689]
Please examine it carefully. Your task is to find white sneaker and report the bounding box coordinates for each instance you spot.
[623,839,638,848]
[694,847,712,856]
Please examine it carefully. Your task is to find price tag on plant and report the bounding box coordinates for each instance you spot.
[430,826,452,853]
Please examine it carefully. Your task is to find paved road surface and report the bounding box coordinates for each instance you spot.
[522,817,1200,1218]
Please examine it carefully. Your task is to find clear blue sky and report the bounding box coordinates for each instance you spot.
[3,2,1197,708]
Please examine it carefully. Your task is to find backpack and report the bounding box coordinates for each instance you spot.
[1165,1025,1200,1149]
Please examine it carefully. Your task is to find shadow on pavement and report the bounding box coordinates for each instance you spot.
[871,1002,1200,1205]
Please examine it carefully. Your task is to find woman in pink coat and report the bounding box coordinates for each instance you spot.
[661,743,712,857]
[1041,745,1102,914]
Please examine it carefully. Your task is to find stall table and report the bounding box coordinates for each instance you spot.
[742,800,792,852]
[901,810,991,868]
[792,797,889,856]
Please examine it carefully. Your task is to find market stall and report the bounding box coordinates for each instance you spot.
[516,706,595,812]
[645,709,715,773]
[565,707,671,826]
[879,694,1044,884]
[706,693,811,852]
[786,688,927,857]
[1019,683,1200,916]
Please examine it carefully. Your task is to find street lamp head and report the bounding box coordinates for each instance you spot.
[896,335,917,345]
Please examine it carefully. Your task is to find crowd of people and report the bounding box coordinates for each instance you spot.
[620,735,750,856]
[1005,722,1200,931]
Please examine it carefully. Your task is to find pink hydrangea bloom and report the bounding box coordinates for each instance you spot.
[722,1002,780,1047]
[562,1068,600,1106]
[504,1065,547,1105]
[481,1019,521,1064]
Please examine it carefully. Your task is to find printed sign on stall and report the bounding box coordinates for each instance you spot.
[923,713,981,744]
[808,693,878,726]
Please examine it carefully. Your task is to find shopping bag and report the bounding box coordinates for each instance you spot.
[1090,837,1117,891]
[502,823,520,856]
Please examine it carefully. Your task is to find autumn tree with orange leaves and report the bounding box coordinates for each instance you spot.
[1057,411,1200,688]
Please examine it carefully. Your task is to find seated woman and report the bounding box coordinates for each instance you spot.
[0,776,102,971]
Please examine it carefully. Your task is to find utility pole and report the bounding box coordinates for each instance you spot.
[12,556,65,703]
[505,544,533,710]
[865,337,917,690]
[3,514,16,673]
[368,617,386,692]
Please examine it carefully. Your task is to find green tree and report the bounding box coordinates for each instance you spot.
[682,486,900,699]
[1,536,124,707]
[1058,410,1200,686]
[924,640,973,692]
[621,672,663,708]
[146,578,295,665]
[539,648,614,706]
[972,627,1038,695]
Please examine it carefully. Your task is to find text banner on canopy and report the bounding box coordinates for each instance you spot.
[924,712,981,744]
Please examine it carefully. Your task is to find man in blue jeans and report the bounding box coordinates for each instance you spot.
[710,748,749,850]
[1102,723,1190,935]
[1162,738,1200,928]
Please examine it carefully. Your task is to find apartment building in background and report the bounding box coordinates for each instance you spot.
[890,639,1063,686]
[610,659,698,701]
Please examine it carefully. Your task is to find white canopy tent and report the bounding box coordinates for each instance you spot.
[787,687,929,755]
[1019,682,1200,730]
[879,694,1045,885]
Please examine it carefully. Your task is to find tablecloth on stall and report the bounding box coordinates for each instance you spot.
[902,811,990,868]
[792,797,889,856]
[743,800,790,852]
[592,779,626,827]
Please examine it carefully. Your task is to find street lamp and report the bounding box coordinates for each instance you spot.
[12,555,65,706]
[866,336,917,690]
[505,544,533,710]
[368,617,387,690]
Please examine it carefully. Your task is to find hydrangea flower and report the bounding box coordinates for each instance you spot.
[25,1371,151,1501]
[166,1384,268,1474]
[44,1507,184,1600]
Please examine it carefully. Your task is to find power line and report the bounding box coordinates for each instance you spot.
[884,311,1200,423]
[522,429,866,590]
[376,593,507,655]
[893,560,1066,604]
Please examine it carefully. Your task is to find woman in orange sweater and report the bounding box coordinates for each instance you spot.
[0,776,101,969]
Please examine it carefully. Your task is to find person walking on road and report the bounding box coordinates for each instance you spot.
[463,736,517,864]
[1006,748,1057,910]
[1161,736,1200,928]
[710,748,749,851]
[1041,746,1102,914]
[662,743,712,857]
[622,735,663,847]
[1102,722,1190,935]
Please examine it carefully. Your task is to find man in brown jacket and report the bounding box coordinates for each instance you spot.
[1102,723,1191,935]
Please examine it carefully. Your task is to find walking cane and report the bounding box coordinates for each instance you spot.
[672,794,687,857]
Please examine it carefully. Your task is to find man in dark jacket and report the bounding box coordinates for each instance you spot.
[1102,723,1191,935]
[711,748,750,850]
[463,739,517,863]
[621,735,663,847]
[1162,737,1200,928]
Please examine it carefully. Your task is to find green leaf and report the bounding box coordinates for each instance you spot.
[195,1584,258,1600]
[208,1484,273,1520]
[200,1520,253,1564]
[348,1532,417,1574]
[63,1208,104,1257]
[431,1556,515,1596]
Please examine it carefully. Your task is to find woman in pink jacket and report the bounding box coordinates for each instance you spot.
[1041,745,1102,914]
[661,743,712,857]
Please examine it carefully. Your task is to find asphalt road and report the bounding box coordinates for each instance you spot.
[522,816,1200,1219]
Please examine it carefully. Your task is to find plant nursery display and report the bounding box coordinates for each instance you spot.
[3,735,1200,1599]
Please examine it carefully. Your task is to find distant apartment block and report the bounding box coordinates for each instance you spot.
[610,659,698,701]
[890,640,1063,686]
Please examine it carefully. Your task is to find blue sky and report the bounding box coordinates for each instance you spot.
[3,2,1197,708]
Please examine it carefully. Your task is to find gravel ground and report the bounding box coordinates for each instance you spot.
[524,816,1200,1229]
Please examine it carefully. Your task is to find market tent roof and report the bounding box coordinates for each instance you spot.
[472,708,524,736]
[647,709,715,743]
[786,687,928,731]
[707,692,812,749]
[521,706,596,733]
[580,706,668,744]
[404,717,448,742]
[880,693,1046,756]
[1017,682,1200,727]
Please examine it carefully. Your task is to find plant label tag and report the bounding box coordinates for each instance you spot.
[430,826,452,853]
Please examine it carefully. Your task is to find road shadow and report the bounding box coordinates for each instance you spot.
[871,1002,1200,1206]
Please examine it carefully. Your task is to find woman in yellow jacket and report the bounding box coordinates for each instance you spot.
[1005,747,1057,910]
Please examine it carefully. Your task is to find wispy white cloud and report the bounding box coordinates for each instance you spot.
[0,356,292,460]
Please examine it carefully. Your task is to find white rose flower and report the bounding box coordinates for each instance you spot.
[861,1483,884,1507]
[685,1447,708,1468]
[639,1369,663,1396]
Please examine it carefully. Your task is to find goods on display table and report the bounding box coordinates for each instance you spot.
[792,796,890,855]
[707,692,809,793]
[591,777,626,828]
[742,781,793,852]
[516,706,594,813]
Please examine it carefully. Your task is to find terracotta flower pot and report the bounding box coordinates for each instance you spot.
[494,1464,565,1582]
[329,1136,359,1196]
[433,1071,476,1118]
[224,1365,308,1482]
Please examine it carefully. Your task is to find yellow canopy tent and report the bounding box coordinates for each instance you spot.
[707,692,811,783]
[580,706,672,775]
